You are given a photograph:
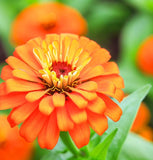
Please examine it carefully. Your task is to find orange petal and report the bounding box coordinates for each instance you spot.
[66,99,87,124]
[77,81,98,92]
[79,36,90,49]
[20,109,48,142]
[76,51,90,68]
[80,38,100,54]
[72,48,83,68]
[81,48,111,73]
[52,93,65,107]
[45,34,59,46]
[56,107,74,131]
[1,65,13,80]
[90,48,111,64]
[38,112,59,149]
[7,101,39,127]
[139,127,153,141]
[96,81,116,96]
[69,122,90,148]
[87,110,108,135]
[59,34,79,62]
[0,82,6,96]
[113,89,124,102]
[0,92,26,110]
[79,65,104,81]
[39,96,54,115]
[66,92,88,109]
[6,79,44,93]
[92,74,124,89]
[131,103,151,132]
[61,36,71,62]
[102,62,119,75]
[6,56,36,75]
[12,69,42,83]
[87,97,106,114]
[99,93,122,122]
[67,39,80,64]
[70,87,97,101]
[26,90,48,102]
[14,41,42,70]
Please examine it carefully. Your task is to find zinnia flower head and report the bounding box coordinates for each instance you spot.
[0,115,33,160]
[137,36,153,76]
[131,103,153,141]
[10,2,87,46]
[0,34,124,149]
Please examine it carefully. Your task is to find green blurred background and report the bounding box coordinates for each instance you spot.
[0,0,153,159]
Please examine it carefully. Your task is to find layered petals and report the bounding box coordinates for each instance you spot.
[0,82,7,96]
[0,33,124,149]
[8,101,39,127]
[87,97,106,114]
[66,99,87,124]
[1,65,13,80]
[52,93,65,107]
[39,96,54,115]
[6,79,44,93]
[20,109,48,142]
[69,123,90,148]
[38,112,60,149]
[66,92,88,109]
[56,107,74,131]
[87,110,108,135]
[99,93,122,122]
[0,93,26,109]
[26,90,48,102]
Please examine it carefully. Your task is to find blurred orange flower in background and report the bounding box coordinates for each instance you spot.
[10,2,87,46]
[137,36,153,76]
[0,34,124,149]
[131,103,153,141]
[0,115,33,160]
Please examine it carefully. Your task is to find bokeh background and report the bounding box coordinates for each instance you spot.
[0,0,153,159]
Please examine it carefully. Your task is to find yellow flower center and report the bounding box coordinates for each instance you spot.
[33,40,90,93]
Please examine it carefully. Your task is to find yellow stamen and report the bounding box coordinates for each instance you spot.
[33,39,87,92]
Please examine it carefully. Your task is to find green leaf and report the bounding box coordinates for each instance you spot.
[120,14,153,63]
[124,0,153,14]
[118,133,153,160]
[88,133,102,150]
[105,84,151,160]
[32,142,51,160]
[90,129,118,160]
[60,132,80,156]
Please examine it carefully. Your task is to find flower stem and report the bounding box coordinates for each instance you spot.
[60,132,80,156]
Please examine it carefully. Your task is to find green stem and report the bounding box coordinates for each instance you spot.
[81,146,89,157]
[60,132,80,156]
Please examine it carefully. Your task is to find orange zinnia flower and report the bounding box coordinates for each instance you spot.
[0,34,124,149]
[10,2,87,46]
[131,103,153,141]
[0,115,33,160]
[137,36,153,76]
